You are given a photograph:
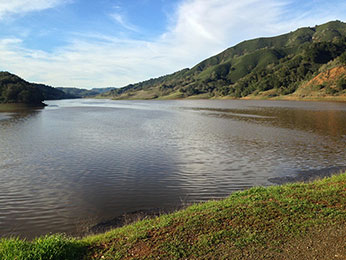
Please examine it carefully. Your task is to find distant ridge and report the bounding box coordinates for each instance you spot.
[102,20,346,100]
[57,87,115,98]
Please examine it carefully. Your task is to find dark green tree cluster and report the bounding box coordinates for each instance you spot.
[305,40,346,64]
[0,72,44,104]
[336,77,346,91]
[0,72,73,105]
[339,52,346,65]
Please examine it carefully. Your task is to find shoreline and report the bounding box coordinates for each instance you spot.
[268,166,346,184]
[87,208,182,236]
[108,94,346,102]
[87,166,346,237]
[1,171,345,259]
[85,171,346,259]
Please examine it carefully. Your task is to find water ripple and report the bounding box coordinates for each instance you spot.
[0,99,345,238]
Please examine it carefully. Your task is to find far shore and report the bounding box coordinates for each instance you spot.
[106,93,346,102]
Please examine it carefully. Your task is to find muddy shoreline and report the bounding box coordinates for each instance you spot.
[268,166,346,184]
[87,207,184,235]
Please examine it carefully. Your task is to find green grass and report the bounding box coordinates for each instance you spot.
[1,172,345,259]
[0,234,86,260]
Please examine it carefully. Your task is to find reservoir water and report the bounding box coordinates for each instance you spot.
[0,99,345,239]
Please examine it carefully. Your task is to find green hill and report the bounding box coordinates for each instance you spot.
[102,20,346,100]
[0,72,74,105]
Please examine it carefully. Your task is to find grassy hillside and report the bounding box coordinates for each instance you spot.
[290,64,346,99]
[0,72,74,105]
[102,20,346,100]
[1,172,345,259]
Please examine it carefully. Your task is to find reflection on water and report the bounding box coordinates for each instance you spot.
[0,99,345,239]
[0,104,43,125]
[185,106,346,137]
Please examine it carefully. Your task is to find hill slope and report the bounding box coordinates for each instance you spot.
[290,65,346,98]
[102,20,346,100]
[0,72,74,105]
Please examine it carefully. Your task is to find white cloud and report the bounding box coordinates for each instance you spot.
[160,0,286,62]
[1,0,346,88]
[110,13,139,32]
[0,0,67,20]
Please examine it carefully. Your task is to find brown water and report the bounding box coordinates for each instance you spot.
[0,99,345,239]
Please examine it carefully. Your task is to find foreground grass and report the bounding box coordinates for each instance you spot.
[1,173,345,259]
[0,234,86,260]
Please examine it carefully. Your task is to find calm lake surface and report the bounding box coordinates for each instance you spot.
[0,99,345,238]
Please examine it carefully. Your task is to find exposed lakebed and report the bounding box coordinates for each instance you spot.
[0,99,345,239]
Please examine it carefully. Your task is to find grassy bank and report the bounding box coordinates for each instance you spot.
[1,172,345,260]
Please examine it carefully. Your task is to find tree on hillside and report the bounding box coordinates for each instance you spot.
[339,52,346,65]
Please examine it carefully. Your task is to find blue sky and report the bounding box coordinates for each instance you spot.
[0,0,346,88]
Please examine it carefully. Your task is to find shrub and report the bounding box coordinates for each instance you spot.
[339,52,346,65]
[336,77,346,91]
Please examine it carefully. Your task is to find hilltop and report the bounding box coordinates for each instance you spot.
[101,21,346,101]
[0,72,74,105]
